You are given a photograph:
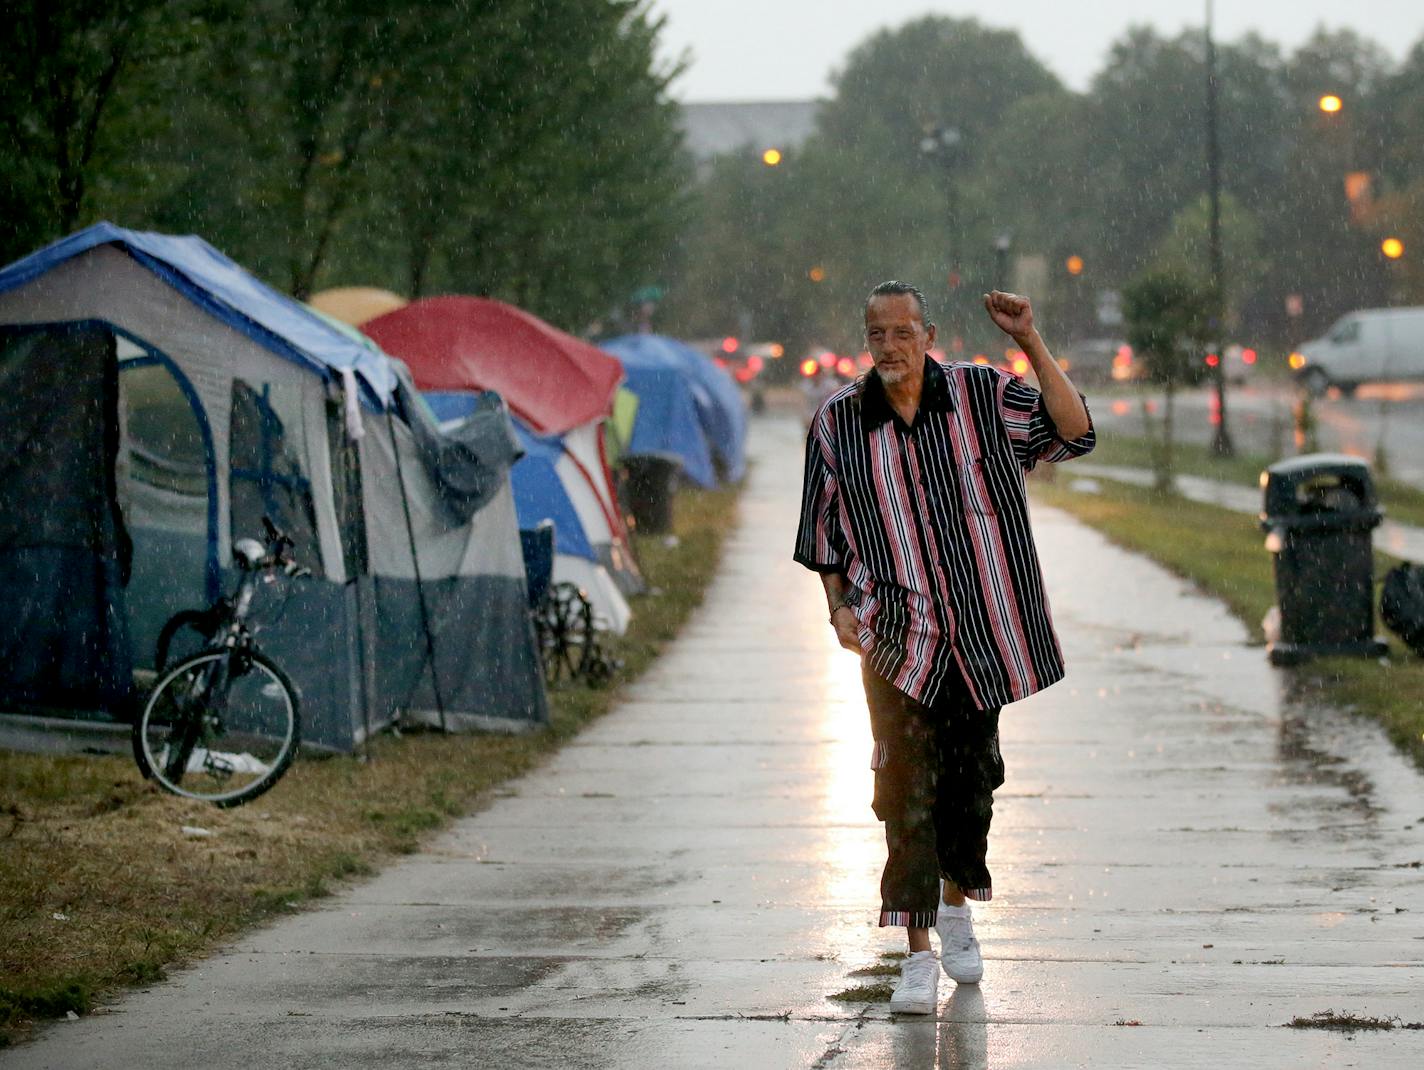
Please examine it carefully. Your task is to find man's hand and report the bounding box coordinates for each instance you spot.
[831,605,863,655]
[984,290,1035,342]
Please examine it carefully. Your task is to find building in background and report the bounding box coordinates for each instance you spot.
[678,100,822,172]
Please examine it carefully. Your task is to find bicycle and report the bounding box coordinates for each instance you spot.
[132,517,307,807]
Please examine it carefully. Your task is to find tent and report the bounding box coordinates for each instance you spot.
[365,297,643,625]
[0,223,547,753]
[599,336,717,489]
[365,296,623,436]
[425,392,633,634]
[309,286,409,327]
[604,333,747,483]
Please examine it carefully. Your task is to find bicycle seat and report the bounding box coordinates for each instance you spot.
[233,538,266,569]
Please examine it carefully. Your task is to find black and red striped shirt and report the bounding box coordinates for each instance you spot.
[794,355,1095,709]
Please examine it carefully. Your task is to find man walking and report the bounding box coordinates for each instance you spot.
[794,282,1094,1014]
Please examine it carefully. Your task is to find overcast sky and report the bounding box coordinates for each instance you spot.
[650,0,1423,101]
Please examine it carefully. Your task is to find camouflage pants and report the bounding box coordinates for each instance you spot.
[863,666,1005,928]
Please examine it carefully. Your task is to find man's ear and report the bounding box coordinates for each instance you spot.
[925,322,937,349]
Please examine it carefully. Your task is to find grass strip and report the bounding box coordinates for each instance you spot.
[1032,476,1424,771]
[1083,430,1424,528]
[0,483,740,1044]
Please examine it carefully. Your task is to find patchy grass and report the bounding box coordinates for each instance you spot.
[0,483,741,1044]
[1034,477,1424,770]
[827,982,896,1004]
[1084,422,1288,489]
[1284,1010,1419,1032]
[1081,430,1424,528]
[846,962,901,978]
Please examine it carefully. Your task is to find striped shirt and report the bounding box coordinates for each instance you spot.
[794,355,1095,710]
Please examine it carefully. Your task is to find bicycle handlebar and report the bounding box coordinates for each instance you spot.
[239,516,308,578]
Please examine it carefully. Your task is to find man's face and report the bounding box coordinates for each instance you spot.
[865,294,934,386]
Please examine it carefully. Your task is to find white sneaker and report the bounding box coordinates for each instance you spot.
[888,949,940,1014]
[935,905,984,984]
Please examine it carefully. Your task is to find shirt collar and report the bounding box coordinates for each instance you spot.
[859,354,953,431]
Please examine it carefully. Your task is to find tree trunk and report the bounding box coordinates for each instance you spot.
[1158,380,1177,494]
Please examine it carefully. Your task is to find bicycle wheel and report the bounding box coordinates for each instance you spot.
[536,582,597,683]
[133,648,301,807]
[154,608,221,673]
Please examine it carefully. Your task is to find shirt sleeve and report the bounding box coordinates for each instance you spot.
[793,408,848,574]
[1000,374,1096,471]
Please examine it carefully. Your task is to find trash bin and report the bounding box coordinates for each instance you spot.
[1259,453,1387,665]
[622,455,681,535]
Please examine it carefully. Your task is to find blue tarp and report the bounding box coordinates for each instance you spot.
[0,222,396,404]
[601,335,719,488]
[604,334,746,483]
[425,392,595,562]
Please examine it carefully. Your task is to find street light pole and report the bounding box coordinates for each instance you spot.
[921,125,963,342]
[1206,0,1235,457]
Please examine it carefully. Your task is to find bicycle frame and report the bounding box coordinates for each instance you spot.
[149,526,296,784]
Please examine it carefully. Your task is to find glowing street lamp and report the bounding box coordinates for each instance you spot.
[1065,255,1084,276]
[808,266,826,283]
[1382,237,1405,260]
[1318,94,1343,114]
[762,147,782,167]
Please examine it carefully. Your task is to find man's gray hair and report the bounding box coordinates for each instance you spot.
[866,280,933,328]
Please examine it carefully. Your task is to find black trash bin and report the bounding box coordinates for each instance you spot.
[622,455,682,535]
[1260,453,1387,665]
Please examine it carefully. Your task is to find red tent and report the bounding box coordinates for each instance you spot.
[363,296,624,436]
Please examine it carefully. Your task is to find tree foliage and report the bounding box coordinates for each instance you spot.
[662,17,1424,360]
[0,1,205,256]
[1123,269,1216,488]
[1,0,687,329]
[1123,271,1214,386]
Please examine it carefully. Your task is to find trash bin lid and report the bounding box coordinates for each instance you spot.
[1260,452,1379,522]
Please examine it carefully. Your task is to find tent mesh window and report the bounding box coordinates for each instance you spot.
[229,380,322,575]
[120,362,209,498]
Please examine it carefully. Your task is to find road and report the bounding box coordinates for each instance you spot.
[1087,379,1424,489]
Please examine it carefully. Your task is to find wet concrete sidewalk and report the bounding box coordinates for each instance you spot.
[7,414,1424,1069]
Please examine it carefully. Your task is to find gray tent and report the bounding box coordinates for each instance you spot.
[0,223,547,753]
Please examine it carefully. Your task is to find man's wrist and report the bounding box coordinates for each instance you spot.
[1011,326,1042,351]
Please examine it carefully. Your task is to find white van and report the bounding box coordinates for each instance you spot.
[1295,307,1424,395]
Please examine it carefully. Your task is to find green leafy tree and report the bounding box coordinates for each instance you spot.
[155,0,446,297]
[0,0,209,262]
[332,0,689,328]
[1124,270,1214,490]
[1257,28,1395,338]
[1151,192,1268,330]
[663,16,1068,359]
[61,0,688,329]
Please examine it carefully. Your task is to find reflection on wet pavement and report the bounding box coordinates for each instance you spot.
[6,413,1423,1070]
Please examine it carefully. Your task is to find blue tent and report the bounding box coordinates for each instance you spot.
[600,336,718,489]
[604,333,747,483]
[425,392,594,561]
